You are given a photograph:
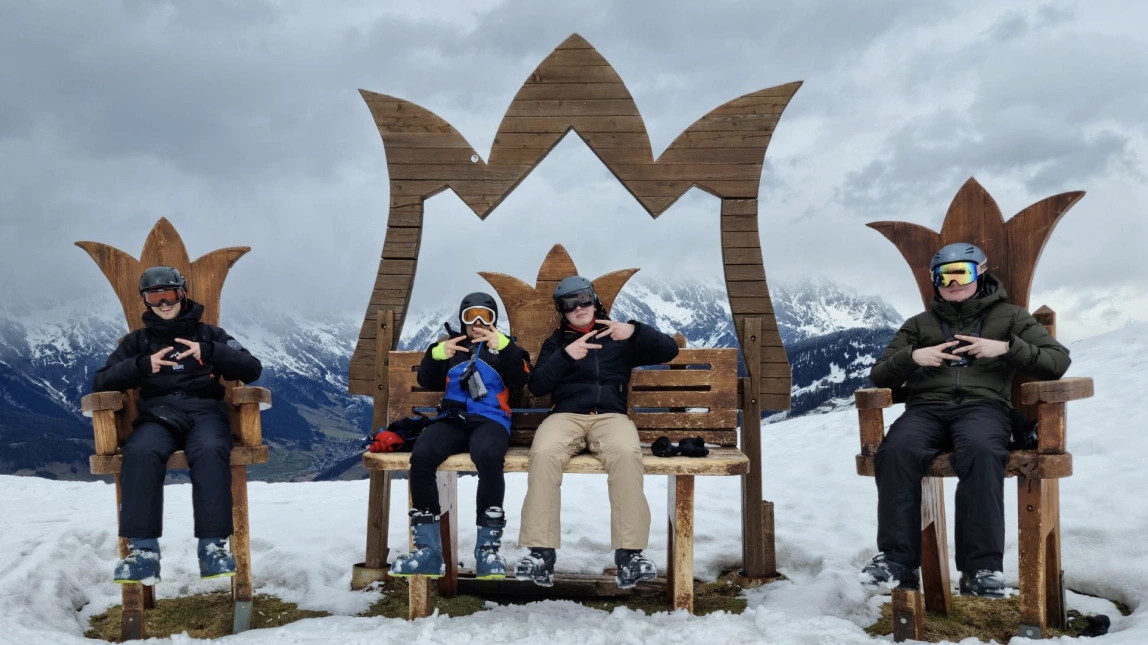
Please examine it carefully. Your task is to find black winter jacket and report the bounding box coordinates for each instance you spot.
[529,320,680,414]
[870,275,1070,408]
[92,300,262,401]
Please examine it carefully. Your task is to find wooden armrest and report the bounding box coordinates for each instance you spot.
[1020,377,1094,405]
[855,388,893,410]
[81,392,124,418]
[229,386,272,411]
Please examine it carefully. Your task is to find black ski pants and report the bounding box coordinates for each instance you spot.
[409,417,509,526]
[874,400,1011,573]
[119,398,234,539]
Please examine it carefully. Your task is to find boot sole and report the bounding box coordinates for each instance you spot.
[114,579,160,585]
[387,572,445,579]
[474,573,506,580]
[201,572,236,580]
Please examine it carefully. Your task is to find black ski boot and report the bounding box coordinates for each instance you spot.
[959,570,1006,598]
[859,552,919,591]
[615,549,657,589]
[514,547,556,587]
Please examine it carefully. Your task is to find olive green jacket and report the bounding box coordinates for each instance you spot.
[869,275,1071,408]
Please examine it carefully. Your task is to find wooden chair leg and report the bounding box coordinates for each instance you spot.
[142,584,156,609]
[892,588,925,642]
[230,465,254,633]
[114,474,145,640]
[919,476,952,615]
[1019,476,1059,638]
[408,575,433,620]
[668,475,695,613]
[665,476,676,606]
[437,471,459,598]
[353,471,392,590]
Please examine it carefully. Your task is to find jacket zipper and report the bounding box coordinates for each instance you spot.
[594,347,601,411]
[955,311,964,404]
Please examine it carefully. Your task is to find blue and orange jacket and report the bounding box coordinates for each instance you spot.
[416,331,531,432]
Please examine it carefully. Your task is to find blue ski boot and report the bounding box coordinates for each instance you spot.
[474,507,507,580]
[114,538,162,584]
[198,538,237,579]
[389,510,445,578]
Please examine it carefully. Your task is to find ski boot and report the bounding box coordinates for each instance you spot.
[615,549,657,589]
[514,547,556,587]
[474,507,507,580]
[114,538,161,585]
[198,538,237,579]
[389,510,446,578]
[859,552,919,591]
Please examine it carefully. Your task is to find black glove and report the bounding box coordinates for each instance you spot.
[651,436,679,457]
[1080,614,1110,637]
[677,436,709,457]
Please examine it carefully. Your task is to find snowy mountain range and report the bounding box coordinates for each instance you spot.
[0,277,901,481]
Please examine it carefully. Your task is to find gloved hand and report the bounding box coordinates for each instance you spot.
[651,436,679,457]
[677,436,709,457]
[1080,614,1110,637]
[368,430,405,453]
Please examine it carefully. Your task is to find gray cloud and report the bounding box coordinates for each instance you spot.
[1,0,1145,344]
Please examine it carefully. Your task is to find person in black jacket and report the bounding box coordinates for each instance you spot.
[92,266,262,584]
[383,292,531,580]
[860,243,1070,598]
[514,276,680,589]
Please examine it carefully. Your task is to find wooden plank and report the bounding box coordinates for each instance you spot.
[509,428,739,447]
[668,475,695,612]
[855,388,893,409]
[121,581,145,641]
[891,589,925,642]
[363,446,750,476]
[387,164,531,181]
[373,310,395,430]
[1018,476,1049,636]
[1037,402,1067,455]
[855,451,1073,479]
[630,370,715,388]
[524,66,625,83]
[608,164,765,182]
[538,48,616,66]
[437,471,459,597]
[230,465,253,609]
[1045,480,1065,629]
[666,131,777,148]
[512,83,637,101]
[723,246,763,265]
[236,404,262,447]
[920,477,952,615]
[505,99,642,117]
[93,409,120,456]
[81,391,124,416]
[720,215,759,234]
[723,263,766,282]
[1020,377,1093,405]
[90,446,270,474]
[729,298,775,314]
[363,470,392,572]
[629,389,736,409]
[858,408,885,456]
[497,115,647,133]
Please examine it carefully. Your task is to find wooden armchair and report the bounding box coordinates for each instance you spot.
[854,178,1094,641]
[76,218,271,641]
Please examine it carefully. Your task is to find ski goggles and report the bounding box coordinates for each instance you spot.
[461,306,496,326]
[141,288,183,307]
[932,261,981,288]
[556,288,596,314]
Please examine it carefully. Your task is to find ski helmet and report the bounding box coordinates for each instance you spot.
[458,292,498,329]
[552,276,600,314]
[138,266,187,307]
[930,243,987,271]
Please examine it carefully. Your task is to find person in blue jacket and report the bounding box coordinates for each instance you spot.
[92,266,262,584]
[387,292,531,580]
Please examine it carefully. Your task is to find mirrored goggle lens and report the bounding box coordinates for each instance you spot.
[557,290,595,313]
[142,289,182,307]
[461,306,496,325]
[933,261,979,287]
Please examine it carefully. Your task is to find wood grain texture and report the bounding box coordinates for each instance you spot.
[667,475,695,612]
[920,477,952,615]
[856,451,1072,479]
[891,589,925,642]
[364,446,749,476]
[1020,377,1094,405]
[90,446,270,474]
[350,35,798,402]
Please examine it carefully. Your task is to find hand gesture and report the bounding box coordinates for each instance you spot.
[174,338,202,362]
[441,335,470,359]
[564,330,602,360]
[912,341,960,367]
[595,319,635,341]
[149,346,178,373]
[952,335,1009,359]
[470,326,500,347]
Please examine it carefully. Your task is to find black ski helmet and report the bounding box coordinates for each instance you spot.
[139,266,187,296]
[552,276,602,314]
[458,292,498,329]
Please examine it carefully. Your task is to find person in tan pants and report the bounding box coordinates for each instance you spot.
[514,276,680,589]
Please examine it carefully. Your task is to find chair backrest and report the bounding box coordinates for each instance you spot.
[386,346,740,447]
[76,218,250,445]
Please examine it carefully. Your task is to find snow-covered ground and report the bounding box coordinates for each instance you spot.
[1,323,1145,644]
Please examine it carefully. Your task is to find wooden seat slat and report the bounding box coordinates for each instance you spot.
[90,446,271,475]
[364,445,748,476]
[855,450,1071,480]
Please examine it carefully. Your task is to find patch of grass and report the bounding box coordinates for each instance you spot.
[361,572,748,619]
[865,594,1101,642]
[85,591,328,642]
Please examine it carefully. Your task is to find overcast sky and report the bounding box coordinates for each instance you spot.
[1,0,1145,342]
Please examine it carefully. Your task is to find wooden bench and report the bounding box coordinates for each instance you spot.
[854,179,1095,641]
[362,337,748,617]
[76,218,271,640]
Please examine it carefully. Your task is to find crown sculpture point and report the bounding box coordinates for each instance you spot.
[75,217,250,330]
[867,177,1085,310]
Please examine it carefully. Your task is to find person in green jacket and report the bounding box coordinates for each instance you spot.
[859,243,1070,598]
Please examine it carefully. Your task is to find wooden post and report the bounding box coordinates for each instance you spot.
[892,588,925,642]
[1019,475,1063,636]
[230,464,253,633]
[356,309,395,589]
[114,474,144,641]
[857,408,885,456]
[739,317,774,578]
[919,477,952,615]
[437,471,459,598]
[667,475,695,612]
[92,409,119,456]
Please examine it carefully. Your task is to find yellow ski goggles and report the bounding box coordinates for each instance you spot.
[932,261,981,287]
